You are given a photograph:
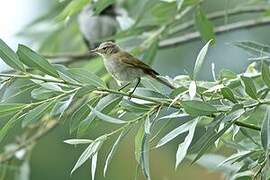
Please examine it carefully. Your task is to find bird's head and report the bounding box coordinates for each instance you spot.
[90,41,120,56]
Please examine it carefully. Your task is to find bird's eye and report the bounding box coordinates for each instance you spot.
[102,47,107,50]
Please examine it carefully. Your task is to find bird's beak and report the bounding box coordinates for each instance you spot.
[89,48,98,54]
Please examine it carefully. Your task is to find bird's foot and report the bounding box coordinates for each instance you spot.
[128,91,134,100]
[118,82,131,91]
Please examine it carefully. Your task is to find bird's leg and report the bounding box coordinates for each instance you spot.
[118,82,131,91]
[128,78,141,100]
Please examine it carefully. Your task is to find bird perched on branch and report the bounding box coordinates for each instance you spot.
[90,42,175,96]
[78,5,125,49]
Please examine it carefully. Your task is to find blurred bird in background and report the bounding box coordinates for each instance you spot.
[78,4,126,49]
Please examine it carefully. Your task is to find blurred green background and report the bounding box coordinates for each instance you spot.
[1,0,270,179]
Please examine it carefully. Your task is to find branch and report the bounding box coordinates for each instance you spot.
[234,121,261,131]
[43,52,95,61]
[170,5,270,35]
[159,16,270,48]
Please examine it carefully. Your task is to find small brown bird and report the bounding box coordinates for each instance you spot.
[90,42,175,95]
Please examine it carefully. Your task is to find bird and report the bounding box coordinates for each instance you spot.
[78,5,125,49]
[90,42,175,96]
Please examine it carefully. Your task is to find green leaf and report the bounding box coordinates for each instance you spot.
[261,109,270,151]
[0,103,26,116]
[219,69,237,80]
[17,45,59,78]
[221,87,237,103]
[193,40,212,80]
[103,127,130,176]
[192,110,244,163]
[69,102,91,133]
[89,106,127,124]
[22,100,56,127]
[91,152,98,180]
[67,68,106,88]
[93,0,116,15]
[176,118,198,168]
[194,8,215,43]
[57,0,89,21]
[156,120,194,148]
[241,76,258,99]
[74,85,96,98]
[182,100,217,116]
[31,87,60,100]
[135,123,151,180]
[234,41,270,56]
[0,39,25,71]
[71,136,106,175]
[0,111,24,143]
[262,61,270,89]
[64,139,93,145]
[78,95,121,136]
[176,0,185,9]
[143,39,159,64]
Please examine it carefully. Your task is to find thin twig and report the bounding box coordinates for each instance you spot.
[43,52,94,60]
[169,5,270,35]
[160,16,270,48]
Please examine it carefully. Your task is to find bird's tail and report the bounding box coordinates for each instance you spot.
[150,75,175,89]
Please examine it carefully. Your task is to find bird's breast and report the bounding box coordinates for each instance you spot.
[103,57,144,83]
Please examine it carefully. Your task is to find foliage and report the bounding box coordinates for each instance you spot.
[1,0,270,180]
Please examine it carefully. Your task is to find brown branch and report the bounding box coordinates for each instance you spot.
[159,16,270,48]
[169,5,270,35]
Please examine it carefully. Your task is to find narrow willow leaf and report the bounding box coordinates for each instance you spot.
[143,39,159,64]
[74,85,96,98]
[188,81,196,100]
[190,114,224,153]
[194,8,215,43]
[93,0,116,15]
[22,100,56,127]
[70,103,91,133]
[103,128,131,177]
[176,118,198,168]
[234,41,270,56]
[156,120,193,148]
[182,100,217,116]
[31,87,60,100]
[0,39,25,71]
[57,0,89,21]
[262,61,270,89]
[193,40,212,80]
[219,151,252,166]
[221,87,237,103]
[71,136,106,175]
[135,124,145,163]
[0,103,26,116]
[0,111,23,143]
[144,114,151,134]
[64,139,93,145]
[78,95,122,136]
[91,152,98,180]
[261,109,270,151]
[67,68,106,87]
[192,110,244,163]
[241,76,258,100]
[17,45,59,78]
[89,106,127,124]
[135,123,151,180]
[176,0,184,9]
[141,135,151,180]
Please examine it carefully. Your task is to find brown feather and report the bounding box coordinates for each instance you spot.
[113,52,159,76]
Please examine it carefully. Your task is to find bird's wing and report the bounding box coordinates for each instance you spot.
[116,52,159,76]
